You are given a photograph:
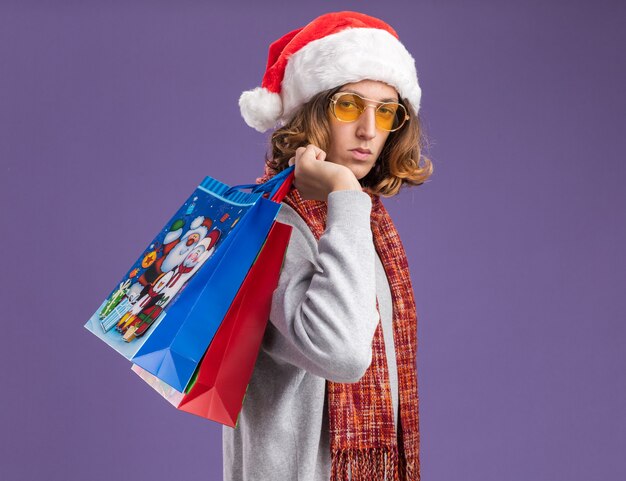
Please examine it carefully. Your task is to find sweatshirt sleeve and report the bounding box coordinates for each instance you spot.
[261,190,380,383]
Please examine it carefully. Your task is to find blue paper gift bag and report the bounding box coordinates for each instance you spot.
[85,167,293,383]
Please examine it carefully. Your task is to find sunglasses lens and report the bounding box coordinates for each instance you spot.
[333,94,363,122]
[377,103,408,131]
[376,104,398,131]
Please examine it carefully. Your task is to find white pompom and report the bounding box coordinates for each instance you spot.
[239,87,283,133]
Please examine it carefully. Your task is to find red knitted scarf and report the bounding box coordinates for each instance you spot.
[257,166,420,480]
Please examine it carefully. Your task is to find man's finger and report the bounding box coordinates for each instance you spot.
[306,144,322,155]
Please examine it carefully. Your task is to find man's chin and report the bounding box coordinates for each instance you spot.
[350,165,374,181]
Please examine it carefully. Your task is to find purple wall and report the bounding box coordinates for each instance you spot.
[1,1,624,480]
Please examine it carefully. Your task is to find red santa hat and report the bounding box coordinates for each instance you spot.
[239,11,422,133]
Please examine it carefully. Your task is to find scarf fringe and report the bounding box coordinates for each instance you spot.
[398,450,419,481]
[331,447,400,481]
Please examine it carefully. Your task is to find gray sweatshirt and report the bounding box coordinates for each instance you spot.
[222,190,398,481]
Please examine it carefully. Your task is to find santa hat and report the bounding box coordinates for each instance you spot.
[239,11,422,133]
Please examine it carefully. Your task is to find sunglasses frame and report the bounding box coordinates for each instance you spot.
[329,92,410,132]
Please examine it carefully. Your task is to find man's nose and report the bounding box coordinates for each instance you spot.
[356,105,377,139]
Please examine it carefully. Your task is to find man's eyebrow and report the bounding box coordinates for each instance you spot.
[339,90,399,103]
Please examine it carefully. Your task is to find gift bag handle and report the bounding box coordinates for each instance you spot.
[225,165,295,203]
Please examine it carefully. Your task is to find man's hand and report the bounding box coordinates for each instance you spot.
[288,144,361,201]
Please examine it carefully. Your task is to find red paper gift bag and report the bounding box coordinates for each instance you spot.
[132,220,292,427]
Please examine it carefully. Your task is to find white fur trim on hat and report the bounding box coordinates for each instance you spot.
[239,86,283,133]
[280,27,421,125]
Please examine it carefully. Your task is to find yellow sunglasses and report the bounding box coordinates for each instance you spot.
[329,92,410,132]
